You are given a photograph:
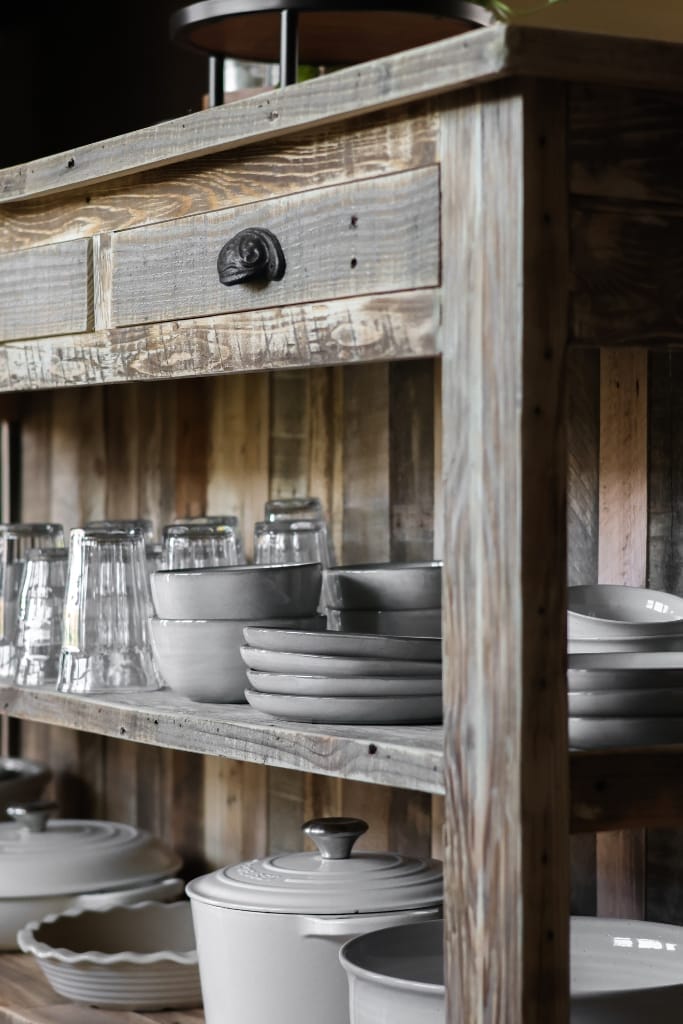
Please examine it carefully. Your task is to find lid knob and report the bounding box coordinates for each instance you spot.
[5,800,57,833]
[302,817,368,860]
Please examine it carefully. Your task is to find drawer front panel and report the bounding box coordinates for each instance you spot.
[0,238,91,342]
[111,166,439,327]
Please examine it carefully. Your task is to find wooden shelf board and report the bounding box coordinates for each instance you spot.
[0,953,203,1023]
[0,291,440,394]
[0,686,444,795]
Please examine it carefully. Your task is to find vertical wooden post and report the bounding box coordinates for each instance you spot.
[596,347,648,919]
[439,79,570,1023]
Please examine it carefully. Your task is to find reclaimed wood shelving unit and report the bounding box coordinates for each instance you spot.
[1,22,682,1023]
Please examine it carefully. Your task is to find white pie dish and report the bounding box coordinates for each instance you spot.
[17,899,201,1010]
[568,688,683,717]
[241,627,442,661]
[568,650,683,689]
[239,645,441,678]
[246,668,442,698]
[244,688,442,724]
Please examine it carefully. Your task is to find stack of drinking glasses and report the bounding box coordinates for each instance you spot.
[253,497,335,568]
[56,525,162,694]
[0,523,65,685]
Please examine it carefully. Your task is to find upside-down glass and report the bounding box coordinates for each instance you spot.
[0,523,65,681]
[173,515,246,564]
[85,519,155,543]
[57,528,161,694]
[161,523,241,570]
[263,498,336,566]
[14,548,68,689]
[253,520,329,568]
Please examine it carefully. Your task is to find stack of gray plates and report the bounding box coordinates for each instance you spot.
[240,626,442,725]
[568,584,683,749]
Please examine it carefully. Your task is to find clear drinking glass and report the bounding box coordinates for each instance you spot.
[0,523,65,680]
[253,520,329,567]
[161,523,241,570]
[85,518,155,542]
[263,497,336,566]
[14,548,68,689]
[57,527,161,694]
[173,515,246,564]
[264,497,324,523]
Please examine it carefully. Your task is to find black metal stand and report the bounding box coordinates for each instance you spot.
[208,54,225,106]
[279,9,300,87]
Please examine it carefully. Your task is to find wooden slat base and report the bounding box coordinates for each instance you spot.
[0,953,204,1024]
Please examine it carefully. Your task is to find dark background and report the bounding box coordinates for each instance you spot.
[1,0,207,167]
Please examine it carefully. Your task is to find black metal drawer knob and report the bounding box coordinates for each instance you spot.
[217,227,286,286]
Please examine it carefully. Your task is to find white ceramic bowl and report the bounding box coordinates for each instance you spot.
[324,562,442,611]
[327,607,441,637]
[150,561,323,620]
[17,899,202,1011]
[568,584,683,640]
[150,615,325,703]
[339,919,444,1024]
[571,915,683,1022]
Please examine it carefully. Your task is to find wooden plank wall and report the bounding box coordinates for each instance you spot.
[567,82,683,921]
[13,359,442,872]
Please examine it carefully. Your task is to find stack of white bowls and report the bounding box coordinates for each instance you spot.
[240,626,442,724]
[567,584,683,749]
[149,562,325,703]
[324,562,442,638]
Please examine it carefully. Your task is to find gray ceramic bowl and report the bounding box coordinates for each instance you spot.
[568,584,683,640]
[150,615,326,703]
[326,607,441,638]
[324,562,442,611]
[150,561,322,620]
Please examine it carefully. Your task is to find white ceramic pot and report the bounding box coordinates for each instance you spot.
[0,801,183,950]
[186,817,443,1024]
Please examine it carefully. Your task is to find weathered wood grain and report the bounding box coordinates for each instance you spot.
[0,685,444,794]
[571,749,683,833]
[569,85,683,205]
[388,359,435,563]
[440,80,570,1024]
[0,238,91,343]
[571,203,683,347]
[567,348,599,586]
[0,27,513,202]
[0,107,437,253]
[2,27,683,206]
[0,291,440,393]
[110,167,440,327]
[648,353,683,595]
[596,348,648,921]
[341,364,390,564]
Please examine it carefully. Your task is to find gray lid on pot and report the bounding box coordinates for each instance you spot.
[0,802,182,898]
[185,817,443,914]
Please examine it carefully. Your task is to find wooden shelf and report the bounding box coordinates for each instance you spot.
[0,686,444,795]
[7,686,683,828]
[0,953,203,1023]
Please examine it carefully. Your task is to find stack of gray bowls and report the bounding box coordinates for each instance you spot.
[568,584,683,749]
[324,562,442,638]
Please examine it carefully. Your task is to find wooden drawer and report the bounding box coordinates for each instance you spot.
[0,238,91,343]
[110,166,439,327]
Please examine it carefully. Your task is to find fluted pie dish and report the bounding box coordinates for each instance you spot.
[17,899,201,1010]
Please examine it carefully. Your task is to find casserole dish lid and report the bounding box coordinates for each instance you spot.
[0,802,182,898]
[185,817,443,914]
